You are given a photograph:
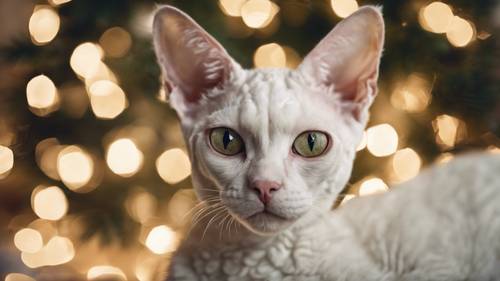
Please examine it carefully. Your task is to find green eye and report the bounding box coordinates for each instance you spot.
[209,127,244,156]
[293,131,329,158]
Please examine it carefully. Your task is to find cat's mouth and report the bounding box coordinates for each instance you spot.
[246,209,289,221]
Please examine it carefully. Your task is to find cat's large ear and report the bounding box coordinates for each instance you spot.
[298,6,384,122]
[153,6,239,115]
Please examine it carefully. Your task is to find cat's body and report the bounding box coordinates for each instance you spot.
[152,5,500,281]
[164,152,500,281]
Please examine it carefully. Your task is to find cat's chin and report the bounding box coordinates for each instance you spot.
[239,211,294,236]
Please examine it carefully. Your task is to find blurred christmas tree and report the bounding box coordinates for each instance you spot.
[0,0,498,280]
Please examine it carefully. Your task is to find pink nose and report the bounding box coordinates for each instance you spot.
[252,180,281,204]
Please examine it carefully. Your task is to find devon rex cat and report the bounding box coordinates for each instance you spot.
[152,5,500,281]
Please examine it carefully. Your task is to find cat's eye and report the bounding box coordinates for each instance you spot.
[292,131,329,158]
[209,127,244,156]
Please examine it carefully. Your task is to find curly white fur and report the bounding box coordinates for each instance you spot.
[152,5,500,281]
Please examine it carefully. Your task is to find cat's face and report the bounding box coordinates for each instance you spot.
[153,6,384,235]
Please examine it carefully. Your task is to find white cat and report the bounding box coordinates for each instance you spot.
[152,5,500,281]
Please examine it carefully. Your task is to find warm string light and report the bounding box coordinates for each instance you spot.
[241,0,279,28]
[21,236,75,268]
[14,228,43,253]
[5,273,36,281]
[48,0,72,6]
[436,152,454,164]
[31,186,68,221]
[330,0,358,18]
[88,80,128,119]
[419,2,475,47]
[356,131,367,151]
[99,27,133,58]
[26,75,59,116]
[219,0,247,17]
[106,138,144,177]
[391,73,432,113]
[87,265,127,280]
[167,189,197,227]
[29,5,60,45]
[0,145,14,179]
[390,148,422,183]
[358,178,388,196]
[125,189,157,224]
[432,114,467,149]
[156,148,192,185]
[57,145,94,191]
[340,194,356,206]
[35,138,63,180]
[254,43,286,68]
[145,225,178,255]
[366,124,399,157]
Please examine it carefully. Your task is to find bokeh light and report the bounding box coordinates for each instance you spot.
[156,148,191,185]
[57,146,94,191]
[446,16,475,47]
[32,186,68,221]
[5,273,35,281]
[48,0,72,6]
[282,46,302,69]
[167,189,197,227]
[488,146,500,154]
[88,80,128,119]
[330,0,358,18]
[356,131,367,151]
[241,0,279,28]
[419,2,453,34]
[35,138,63,180]
[106,138,144,177]
[135,257,161,281]
[99,27,133,58]
[436,152,454,164]
[340,194,356,206]
[29,5,60,45]
[26,75,59,114]
[125,189,157,224]
[254,43,286,68]
[145,225,177,255]
[366,124,399,157]
[358,178,388,196]
[219,0,247,17]
[21,236,75,268]
[14,228,43,253]
[0,145,14,178]
[391,73,432,113]
[390,148,422,183]
[432,114,467,149]
[87,265,127,280]
[70,43,104,79]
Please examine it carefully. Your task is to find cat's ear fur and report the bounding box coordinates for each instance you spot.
[153,6,240,116]
[298,6,384,123]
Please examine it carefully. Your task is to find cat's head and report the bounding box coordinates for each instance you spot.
[153,6,384,235]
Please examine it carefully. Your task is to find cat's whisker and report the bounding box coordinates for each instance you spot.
[201,208,227,241]
[191,204,222,227]
[188,203,219,231]
[190,204,225,231]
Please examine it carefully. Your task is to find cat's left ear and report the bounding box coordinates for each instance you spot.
[298,6,384,122]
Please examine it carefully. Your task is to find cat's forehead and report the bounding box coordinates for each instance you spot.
[207,68,336,136]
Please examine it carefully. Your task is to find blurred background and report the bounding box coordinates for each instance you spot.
[0,0,499,280]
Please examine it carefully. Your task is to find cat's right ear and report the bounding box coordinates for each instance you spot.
[153,6,240,116]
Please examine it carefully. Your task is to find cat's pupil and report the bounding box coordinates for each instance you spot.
[307,133,316,151]
[223,129,234,149]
